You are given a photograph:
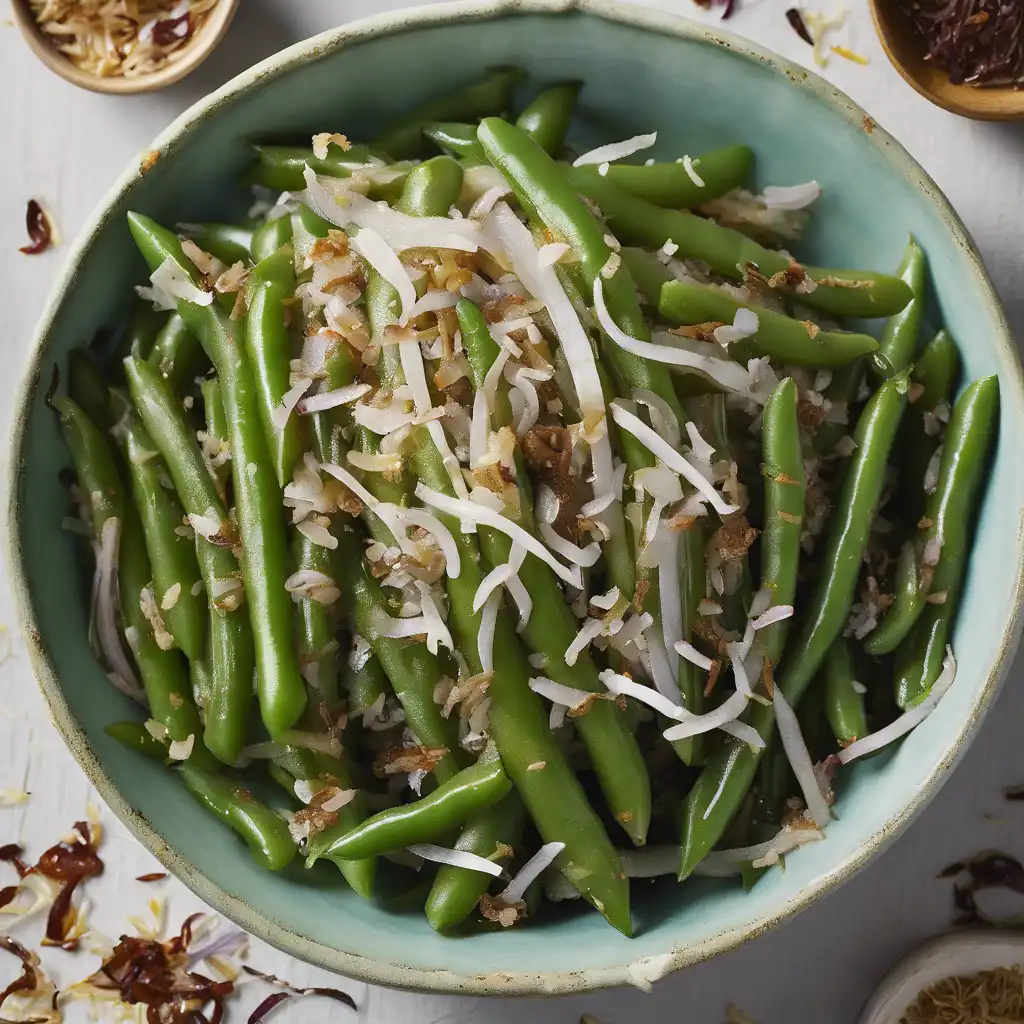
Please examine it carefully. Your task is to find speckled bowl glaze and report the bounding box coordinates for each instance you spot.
[7,0,1024,996]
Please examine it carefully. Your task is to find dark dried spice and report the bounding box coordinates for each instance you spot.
[786,7,813,44]
[151,12,193,47]
[20,200,53,256]
[905,0,1024,86]
[241,965,356,1023]
[36,821,104,948]
[136,872,169,883]
[693,0,738,18]
[1005,785,1024,801]
[45,364,60,407]
[88,912,233,1024]
[938,851,1024,926]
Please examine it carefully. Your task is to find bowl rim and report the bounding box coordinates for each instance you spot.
[10,0,240,95]
[7,0,1024,996]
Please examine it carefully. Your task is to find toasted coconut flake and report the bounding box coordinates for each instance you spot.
[773,685,830,827]
[137,256,212,312]
[406,843,502,876]
[500,841,565,903]
[311,132,351,159]
[572,133,657,167]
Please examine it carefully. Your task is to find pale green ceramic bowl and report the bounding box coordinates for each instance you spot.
[8,0,1024,996]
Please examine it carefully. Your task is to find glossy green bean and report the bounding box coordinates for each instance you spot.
[105,721,167,760]
[118,296,165,362]
[425,794,527,932]
[679,373,909,878]
[127,212,305,739]
[603,144,754,209]
[67,348,114,429]
[246,244,303,486]
[371,66,525,159]
[876,237,926,376]
[422,122,487,163]
[659,281,879,368]
[251,215,293,263]
[247,143,377,192]
[893,376,999,708]
[292,529,341,711]
[178,222,253,265]
[813,362,866,457]
[515,82,581,154]
[567,166,914,319]
[179,764,297,870]
[310,756,511,862]
[863,539,924,656]
[199,378,231,494]
[148,313,208,394]
[822,638,867,745]
[124,355,256,765]
[897,330,961,526]
[759,378,806,664]
[114,395,206,663]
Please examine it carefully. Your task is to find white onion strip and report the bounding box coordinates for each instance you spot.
[352,227,417,323]
[675,640,714,671]
[838,647,957,764]
[95,517,146,704]
[572,133,657,167]
[272,377,313,430]
[529,676,594,709]
[773,685,831,828]
[297,383,371,414]
[500,842,565,903]
[478,591,501,674]
[610,402,739,516]
[402,507,461,578]
[600,669,684,720]
[406,843,503,877]
[594,277,753,395]
[751,605,794,631]
[415,483,582,588]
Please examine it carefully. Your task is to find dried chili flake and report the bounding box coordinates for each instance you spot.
[136,871,169,882]
[242,965,356,1023]
[786,7,813,44]
[19,200,53,256]
[939,851,1024,926]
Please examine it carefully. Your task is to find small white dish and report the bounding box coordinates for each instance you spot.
[857,930,1024,1024]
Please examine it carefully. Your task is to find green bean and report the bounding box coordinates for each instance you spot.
[759,378,806,664]
[251,215,293,263]
[341,653,388,718]
[246,243,303,486]
[893,376,999,709]
[247,143,378,192]
[148,313,208,394]
[124,355,256,765]
[602,144,754,209]
[178,222,253,265]
[516,82,581,155]
[127,213,306,740]
[422,122,487,163]
[118,296,165,362]
[105,721,167,760]
[456,297,652,843]
[679,373,909,878]
[68,348,114,429]
[660,281,879,368]
[864,539,925,656]
[113,394,206,663]
[179,764,297,870]
[55,396,215,766]
[813,362,866,456]
[876,237,926,375]
[371,66,525,159]
[199,378,231,494]
[619,247,672,308]
[822,638,867,745]
[310,755,512,862]
[897,330,960,526]
[425,794,527,932]
[567,166,914,319]
[273,747,375,898]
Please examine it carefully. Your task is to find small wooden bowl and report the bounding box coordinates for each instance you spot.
[870,0,1024,119]
[11,0,239,95]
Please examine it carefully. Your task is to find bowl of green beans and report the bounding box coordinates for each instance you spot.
[8,0,1023,996]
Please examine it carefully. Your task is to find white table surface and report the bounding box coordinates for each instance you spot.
[1,2,1022,1021]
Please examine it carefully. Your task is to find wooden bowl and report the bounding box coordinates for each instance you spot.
[10,0,239,95]
[870,0,1024,120]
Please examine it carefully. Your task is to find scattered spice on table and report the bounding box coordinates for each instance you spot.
[242,964,357,1023]
[19,199,54,255]
[938,850,1024,927]
[786,7,814,45]
[28,0,220,79]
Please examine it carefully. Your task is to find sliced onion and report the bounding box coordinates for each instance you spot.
[506,364,540,437]
[595,277,753,395]
[839,646,957,764]
[762,181,821,210]
[600,669,684,720]
[632,388,681,448]
[500,842,565,903]
[398,337,432,414]
[297,382,371,414]
[773,684,831,827]
[353,227,416,322]
[610,402,738,516]
[529,676,595,711]
[94,517,145,704]
[403,289,458,322]
[416,483,581,588]
[477,591,501,673]
[406,843,503,877]
[272,377,313,430]
[572,133,657,167]
[482,348,510,411]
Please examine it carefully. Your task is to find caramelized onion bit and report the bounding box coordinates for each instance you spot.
[19,200,53,255]
[242,965,356,1023]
